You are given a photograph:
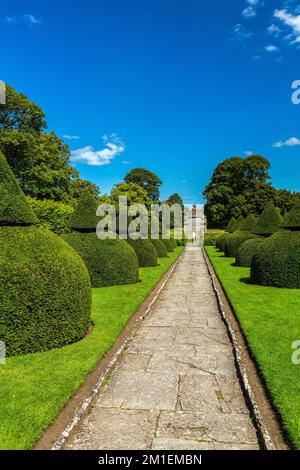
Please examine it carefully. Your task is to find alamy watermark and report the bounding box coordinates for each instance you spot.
[0,81,6,105]
[95,198,206,245]
[0,341,5,365]
[291,80,300,105]
[291,340,300,365]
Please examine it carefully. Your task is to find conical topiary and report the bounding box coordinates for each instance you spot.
[68,192,100,232]
[235,215,245,229]
[226,217,237,233]
[253,202,282,236]
[63,194,139,287]
[251,201,300,288]
[283,201,300,229]
[240,214,257,231]
[0,152,91,356]
[0,152,38,226]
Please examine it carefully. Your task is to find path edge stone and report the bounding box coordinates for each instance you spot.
[203,248,278,451]
[50,250,185,451]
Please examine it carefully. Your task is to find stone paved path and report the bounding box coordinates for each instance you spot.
[66,247,259,450]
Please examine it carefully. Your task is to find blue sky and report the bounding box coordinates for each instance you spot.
[1,0,300,203]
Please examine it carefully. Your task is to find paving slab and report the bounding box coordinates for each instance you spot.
[66,247,259,451]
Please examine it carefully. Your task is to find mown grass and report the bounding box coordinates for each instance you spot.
[205,246,300,449]
[0,247,183,450]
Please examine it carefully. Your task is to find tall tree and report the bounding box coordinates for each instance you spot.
[70,178,100,201]
[124,168,162,202]
[204,155,278,226]
[0,85,96,202]
[166,193,183,206]
[110,182,151,207]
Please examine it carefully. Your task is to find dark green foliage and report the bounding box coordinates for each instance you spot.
[226,217,237,233]
[62,232,139,287]
[0,151,37,226]
[126,238,158,267]
[235,238,264,267]
[235,215,245,229]
[240,214,257,231]
[253,202,283,236]
[176,238,186,246]
[0,226,91,356]
[68,193,99,232]
[161,238,174,252]
[283,201,300,229]
[124,168,162,201]
[169,237,177,249]
[217,232,230,251]
[204,233,222,246]
[150,239,169,257]
[250,231,300,288]
[225,230,259,258]
[27,196,74,234]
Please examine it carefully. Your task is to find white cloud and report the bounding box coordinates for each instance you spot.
[121,160,131,165]
[242,6,256,18]
[71,134,125,166]
[24,14,41,25]
[274,8,300,44]
[63,135,80,140]
[265,44,280,52]
[233,23,253,41]
[273,136,300,148]
[268,23,282,35]
[5,13,41,25]
[244,150,254,155]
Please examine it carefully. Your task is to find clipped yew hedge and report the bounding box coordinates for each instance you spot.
[150,239,169,258]
[224,214,258,258]
[126,238,158,267]
[161,238,175,252]
[250,231,300,288]
[63,232,139,287]
[235,238,263,267]
[0,151,91,356]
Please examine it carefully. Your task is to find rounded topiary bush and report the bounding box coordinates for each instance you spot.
[224,214,258,258]
[63,232,139,287]
[250,202,300,288]
[161,238,174,252]
[235,238,264,267]
[63,193,139,287]
[218,232,230,252]
[250,231,300,288]
[150,239,169,258]
[126,238,158,267]
[0,227,91,356]
[0,151,91,356]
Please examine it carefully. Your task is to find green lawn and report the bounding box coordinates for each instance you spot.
[205,246,300,449]
[0,247,183,450]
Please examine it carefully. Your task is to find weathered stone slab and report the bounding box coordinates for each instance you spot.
[97,370,178,411]
[157,411,258,444]
[67,408,158,450]
[152,437,215,450]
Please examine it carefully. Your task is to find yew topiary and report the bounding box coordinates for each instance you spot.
[0,152,91,356]
[63,194,139,287]
[150,239,169,258]
[224,214,258,258]
[126,238,158,267]
[253,202,282,236]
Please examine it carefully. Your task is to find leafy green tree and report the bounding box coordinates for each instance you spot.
[0,85,46,132]
[124,168,162,201]
[0,128,78,201]
[203,154,297,226]
[0,85,98,203]
[111,182,152,207]
[166,193,183,206]
[70,178,100,200]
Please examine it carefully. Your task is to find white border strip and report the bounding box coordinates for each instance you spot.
[203,249,276,451]
[51,251,184,450]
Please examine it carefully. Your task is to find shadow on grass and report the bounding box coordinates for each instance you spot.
[240,277,252,285]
